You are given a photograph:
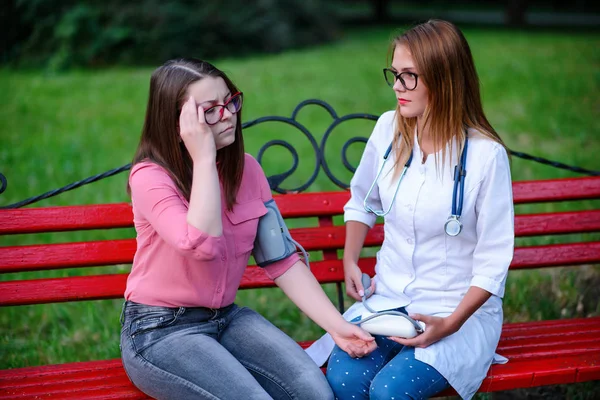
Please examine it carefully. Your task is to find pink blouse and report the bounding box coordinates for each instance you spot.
[125,154,299,308]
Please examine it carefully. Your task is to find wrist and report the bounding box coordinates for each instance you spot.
[192,153,217,166]
[325,316,349,336]
[446,313,464,333]
[342,256,358,268]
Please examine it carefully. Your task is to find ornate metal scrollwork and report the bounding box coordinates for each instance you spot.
[245,99,377,193]
[244,113,322,194]
[0,173,7,195]
[319,113,377,189]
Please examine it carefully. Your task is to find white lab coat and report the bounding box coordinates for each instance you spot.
[306,110,515,399]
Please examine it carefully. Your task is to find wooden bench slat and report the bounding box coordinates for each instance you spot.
[482,352,600,391]
[0,375,134,398]
[511,176,600,204]
[500,340,600,360]
[0,359,125,380]
[277,176,600,207]
[499,331,600,349]
[500,331,600,347]
[2,240,600,306]
[511,241,600,269]
[0,385,146,400]
[3,209,600,273]
[0,193,348,235]
[0,259,363,306]
[578,364,600,383]
[2,177,599,235]
[0,274,129,306]
[293,211,600,249]
[3,236,598,278]
[515,210,600,236]
[2,319,599,399]
[500,316,600,336]
[0,204,134,235]
[0,239,137,273]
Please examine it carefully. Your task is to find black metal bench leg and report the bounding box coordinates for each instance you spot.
[336,282,345,314]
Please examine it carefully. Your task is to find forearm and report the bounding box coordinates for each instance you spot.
[448,286,492,330]
[343,221,370,264]
[274,261,346,333]
[187,158,222,236]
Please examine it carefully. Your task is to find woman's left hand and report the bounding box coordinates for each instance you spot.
[388,313,459,348]
[330,322,378,358]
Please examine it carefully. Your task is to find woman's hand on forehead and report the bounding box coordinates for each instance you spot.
[179,96,216,161]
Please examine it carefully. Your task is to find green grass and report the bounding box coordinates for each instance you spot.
[1,25,599,392]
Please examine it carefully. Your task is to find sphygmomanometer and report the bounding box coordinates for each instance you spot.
[252,199,310,269]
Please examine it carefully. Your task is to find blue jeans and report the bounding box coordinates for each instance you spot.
[326,310,449,400]
[120,301,333,400]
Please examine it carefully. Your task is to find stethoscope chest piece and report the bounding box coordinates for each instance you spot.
[444,215,462,237]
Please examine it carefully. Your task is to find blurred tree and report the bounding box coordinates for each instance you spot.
[374,0,390,22]
[506,0,528,26]
[6,0,340,70]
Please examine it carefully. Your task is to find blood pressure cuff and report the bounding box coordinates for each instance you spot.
[252,199,297,267]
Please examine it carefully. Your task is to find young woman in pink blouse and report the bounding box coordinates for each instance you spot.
[119,58,376,400]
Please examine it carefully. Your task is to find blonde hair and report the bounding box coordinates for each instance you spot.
[388,19,506,176]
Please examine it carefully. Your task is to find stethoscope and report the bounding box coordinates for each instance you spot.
[363,134,469,237]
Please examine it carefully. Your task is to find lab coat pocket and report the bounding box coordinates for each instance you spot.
[225,198,268,256]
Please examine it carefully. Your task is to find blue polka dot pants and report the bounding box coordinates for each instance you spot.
[326,335,449,400]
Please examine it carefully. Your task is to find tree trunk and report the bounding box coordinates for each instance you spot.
[506,0,528,26]
[373,0,390,23]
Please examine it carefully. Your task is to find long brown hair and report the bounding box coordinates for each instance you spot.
[388,20,506,173]
[129,58,245,210]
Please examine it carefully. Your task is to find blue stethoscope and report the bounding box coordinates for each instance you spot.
[363,134,469,237]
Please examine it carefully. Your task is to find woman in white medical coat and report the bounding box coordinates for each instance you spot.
[323,20,515,399]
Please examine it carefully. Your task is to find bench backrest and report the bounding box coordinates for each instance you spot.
[1,176,600,307]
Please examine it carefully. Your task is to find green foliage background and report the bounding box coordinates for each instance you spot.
[6,0,339,69]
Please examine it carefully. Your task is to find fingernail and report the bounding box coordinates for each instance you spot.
[358,290,364,297]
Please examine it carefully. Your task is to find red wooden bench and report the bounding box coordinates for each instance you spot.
[1,175,600,399]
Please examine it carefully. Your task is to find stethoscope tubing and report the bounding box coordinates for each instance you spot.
[363,133,469,233]
[363,147,412,217]
[452,135,469,217]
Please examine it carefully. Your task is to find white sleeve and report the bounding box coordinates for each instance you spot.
[343,124,383,228]
[470,146,515,298]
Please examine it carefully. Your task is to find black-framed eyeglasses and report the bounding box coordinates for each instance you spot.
[204,92,243,125]
[383,68,419,91]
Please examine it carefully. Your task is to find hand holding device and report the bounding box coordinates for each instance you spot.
[352,273,425,338]
[342,261,367,301]
[361,273,374,299]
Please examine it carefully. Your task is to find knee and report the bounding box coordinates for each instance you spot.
[326,369,349,398]
[370,375,413,400]
[327,368,371,399]
[291,366,334,400]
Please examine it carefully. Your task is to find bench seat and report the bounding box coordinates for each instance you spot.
[2,176,600,398]
[2,317,599,399]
